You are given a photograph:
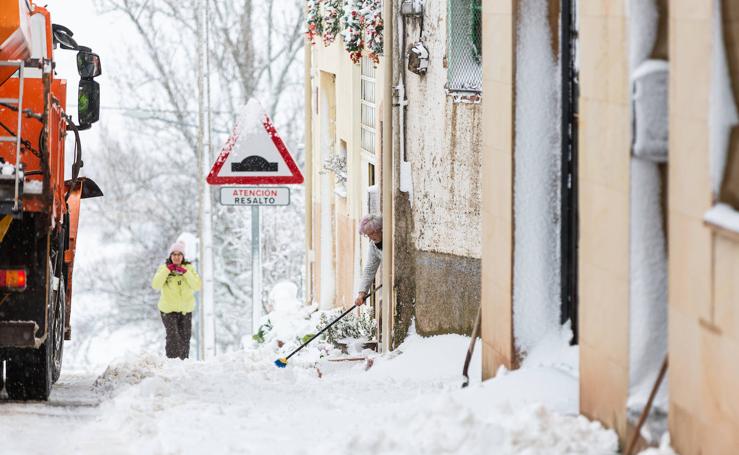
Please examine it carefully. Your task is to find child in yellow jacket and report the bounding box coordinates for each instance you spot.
[152,241,201,359]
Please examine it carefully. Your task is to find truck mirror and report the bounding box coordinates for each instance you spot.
[76,51,101,78]
[78,79,100,129]
[52,24,79,50]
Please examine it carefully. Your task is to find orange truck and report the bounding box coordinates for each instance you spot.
[0,0,102,400]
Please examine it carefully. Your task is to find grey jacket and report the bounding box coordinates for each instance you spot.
[358,241,382,294]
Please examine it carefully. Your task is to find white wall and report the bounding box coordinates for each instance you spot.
[402,0,482,259]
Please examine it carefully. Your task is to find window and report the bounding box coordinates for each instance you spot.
[368,163,376,186]
[447,0,482,92]
[360,56,377,155]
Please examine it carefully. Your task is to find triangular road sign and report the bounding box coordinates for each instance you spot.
[207,99,304,185]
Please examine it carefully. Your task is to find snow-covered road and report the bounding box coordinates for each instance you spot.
[0,332,675,455]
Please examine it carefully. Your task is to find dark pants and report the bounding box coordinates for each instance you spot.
[160,312,192,359]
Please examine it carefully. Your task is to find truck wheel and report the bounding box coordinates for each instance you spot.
[51,277,65,383]
[5,342,53,400]
[5,267,56,400]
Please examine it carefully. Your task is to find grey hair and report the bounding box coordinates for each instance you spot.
[358,214,383,235]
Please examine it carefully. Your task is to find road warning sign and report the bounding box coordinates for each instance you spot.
[207,99,304,185]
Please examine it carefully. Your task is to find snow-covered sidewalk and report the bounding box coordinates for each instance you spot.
[0,328,678,455]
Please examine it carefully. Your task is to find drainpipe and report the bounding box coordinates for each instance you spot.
[559,0,578,343]
[397,10,410,195]
[382,0,394,352]
[304,38,314,306]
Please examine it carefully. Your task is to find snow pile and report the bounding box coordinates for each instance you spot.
[77,330,613,455]
[92,352,165,396]
[328,399,617,455]
[363,327,481,383]
[235,98,268,137]
[639,434,679,455]
[2,323,682,454]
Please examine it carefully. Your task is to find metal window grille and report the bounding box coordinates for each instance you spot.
[360,56,377,154]
[447,0,482,92]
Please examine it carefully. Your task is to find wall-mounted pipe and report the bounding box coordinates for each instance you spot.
[398,10,411,197]
[381,0,394,353]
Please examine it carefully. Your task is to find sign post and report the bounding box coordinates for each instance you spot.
[251,205,261,333]
[207,99,304,335]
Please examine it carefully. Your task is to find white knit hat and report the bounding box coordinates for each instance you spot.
[168,241,186,257]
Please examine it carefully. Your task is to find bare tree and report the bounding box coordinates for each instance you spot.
[78,0,307,353]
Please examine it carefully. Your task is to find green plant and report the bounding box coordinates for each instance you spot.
[306,0,324,45]
[322,0,343,46]
[251,319,273,344]
[318,306,375,346]
[342,0,365,63]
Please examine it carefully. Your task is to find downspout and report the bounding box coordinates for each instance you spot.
[304,37,314,305]
[397,11,408,180]
[559,0,578,343]
[382,0,395,353]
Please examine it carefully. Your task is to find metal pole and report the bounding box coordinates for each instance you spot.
[204,0,216,356]
[13,61,24,212]
[196,0,206,360]
[197,0,216,358]
[251,205,262,333]
[381,0,394,353]
[304,24,314,306]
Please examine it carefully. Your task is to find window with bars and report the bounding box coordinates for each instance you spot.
[447,0,482,93]
[360,56,377,155]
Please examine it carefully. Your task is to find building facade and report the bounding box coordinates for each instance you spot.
[480,0,739,453]
[305,0,484,350]
[306,0,739,452]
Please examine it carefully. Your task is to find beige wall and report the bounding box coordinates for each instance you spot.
[477,0,739,452]
[480,0,516,378]
[669,1,739,453]
[403,0,482,259]
[308,39,385,310]
[481,0,634,443]
[578,0,632,442]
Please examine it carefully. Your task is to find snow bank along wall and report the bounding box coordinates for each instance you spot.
[395,0,483,342]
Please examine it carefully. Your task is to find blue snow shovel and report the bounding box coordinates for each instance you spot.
[274,285,382,368]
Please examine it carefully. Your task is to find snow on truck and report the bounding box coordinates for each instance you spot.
[0,0,102,400]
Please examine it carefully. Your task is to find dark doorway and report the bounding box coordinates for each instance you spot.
[560,0,579,344]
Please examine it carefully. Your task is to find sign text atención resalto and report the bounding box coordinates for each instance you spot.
[220,187,290,206]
